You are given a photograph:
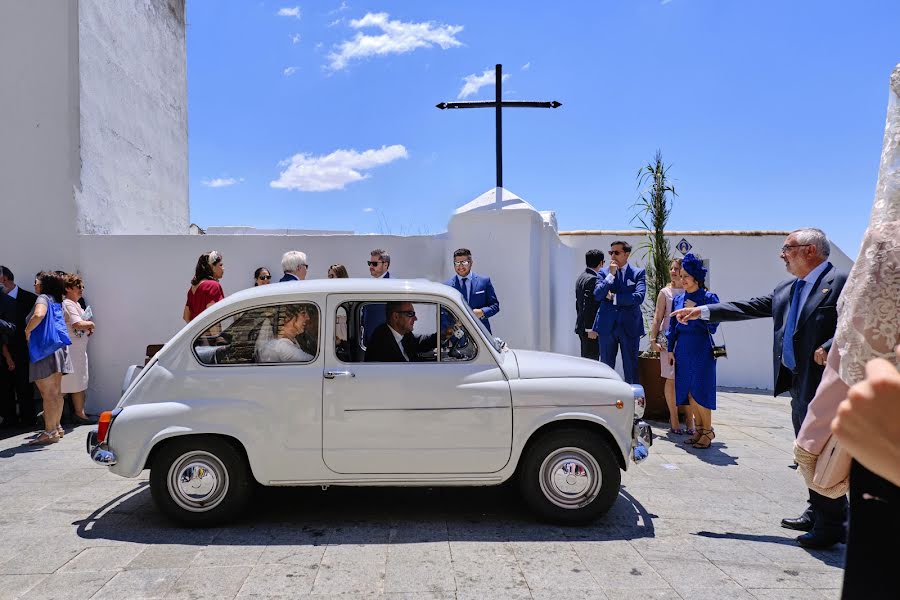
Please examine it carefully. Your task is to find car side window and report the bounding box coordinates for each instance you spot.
[440,305,478,362]
[193,302,319,366]
[338,300,439,363]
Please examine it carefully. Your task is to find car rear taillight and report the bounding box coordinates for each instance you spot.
[97,411,113,444]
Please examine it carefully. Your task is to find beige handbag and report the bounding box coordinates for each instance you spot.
[812,436,851,498]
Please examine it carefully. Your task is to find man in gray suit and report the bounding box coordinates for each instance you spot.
[672,228,848,549]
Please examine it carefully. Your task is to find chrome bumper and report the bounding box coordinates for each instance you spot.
[631,420,652,464]
[86,429,117,466]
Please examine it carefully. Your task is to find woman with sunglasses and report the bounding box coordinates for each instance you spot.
[253,267,272,286]
[62,274,95,425]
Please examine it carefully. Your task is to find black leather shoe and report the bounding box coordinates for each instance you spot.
[796,526,846,549]
[781,509,815,532]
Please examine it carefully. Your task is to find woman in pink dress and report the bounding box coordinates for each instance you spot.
[183,251,225,323]
[649,258,690,434]
[61,274,95,424]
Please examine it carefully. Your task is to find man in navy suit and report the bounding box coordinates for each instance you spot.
[575,249,605,360]
[444,248,500,333]
[0,266,37,426]
[278,251,308,282]
[672,228,848,549]
[592,241,646,384]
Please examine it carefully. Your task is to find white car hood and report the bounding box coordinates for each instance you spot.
[510,349,622,380]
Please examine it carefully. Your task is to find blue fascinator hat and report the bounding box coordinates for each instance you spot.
[681,253,707,284]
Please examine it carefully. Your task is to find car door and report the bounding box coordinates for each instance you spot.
[321,293,513,474]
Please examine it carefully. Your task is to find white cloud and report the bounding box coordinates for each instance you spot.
[329,0,350,14]
[521,62,531,71]
[327,12,463,71]
[270,145,408,191]
[327,18,343,27]
[290,33,302,44]
[283,66,299,76]
[458,68,510,99]
[362,207,375,212]
[277,6,301,18]
[202,177,243,188]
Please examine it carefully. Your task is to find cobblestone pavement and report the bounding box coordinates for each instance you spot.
[0,390,844,599]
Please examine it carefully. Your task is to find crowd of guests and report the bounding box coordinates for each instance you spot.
[575,243,722,449]
[0,266,96,446]
[182,247,501,357]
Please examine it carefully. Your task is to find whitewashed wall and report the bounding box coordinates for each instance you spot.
[0,1,81,278]
[76,0,189,234]
[78,233,447,411]
[75,193,854,412]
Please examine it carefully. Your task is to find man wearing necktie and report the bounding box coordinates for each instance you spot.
[443,249,500,333]
[591,241,646,384]
[671,228,849,549]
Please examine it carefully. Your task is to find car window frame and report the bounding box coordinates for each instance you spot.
[437,302,478,363]
[190,299,322,368]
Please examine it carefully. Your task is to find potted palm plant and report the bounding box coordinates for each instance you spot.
[632,150,676,420]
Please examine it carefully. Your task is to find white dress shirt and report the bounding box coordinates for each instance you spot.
[388,325,409,361]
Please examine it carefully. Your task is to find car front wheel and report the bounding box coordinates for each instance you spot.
[518,429,621,524]
[149,436,252,526]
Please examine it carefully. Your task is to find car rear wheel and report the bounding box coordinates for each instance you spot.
[149,436,252,526]
[518,429,621,524]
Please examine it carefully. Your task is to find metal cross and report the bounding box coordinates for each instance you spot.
[436,64,561,189]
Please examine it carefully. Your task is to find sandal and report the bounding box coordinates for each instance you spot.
[57,426,64,438]
[682,430,701,445]
[27,430,59,446]
[692,429,715,449]
[668,427,685,435]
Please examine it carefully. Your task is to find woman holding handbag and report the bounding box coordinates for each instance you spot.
[666,254,721,449]
[24,272,73,446]
[650,258,689,434]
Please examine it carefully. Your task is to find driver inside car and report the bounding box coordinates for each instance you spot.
[364,301,437,362]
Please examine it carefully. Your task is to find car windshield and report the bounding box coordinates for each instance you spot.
[462,301,503,352]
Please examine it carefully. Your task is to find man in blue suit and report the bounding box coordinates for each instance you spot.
[592,241,646,384]
[444,248,500,333]
[362,249,391,345]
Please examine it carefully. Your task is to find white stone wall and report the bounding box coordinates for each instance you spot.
[0,1,81,278]
[76,0,188,234]
[75,201,855,412]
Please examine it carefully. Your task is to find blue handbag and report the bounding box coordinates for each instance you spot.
[28,300,72,363]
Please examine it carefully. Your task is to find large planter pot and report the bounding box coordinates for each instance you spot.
[638,355,669,421]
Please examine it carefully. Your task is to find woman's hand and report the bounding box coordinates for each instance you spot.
[832,346,900,487]
[650,340,661,353]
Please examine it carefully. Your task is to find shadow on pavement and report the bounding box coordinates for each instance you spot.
[76,482,655,545]
[694,530,845,567]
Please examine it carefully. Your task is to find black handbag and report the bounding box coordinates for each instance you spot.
[709,327,727,359]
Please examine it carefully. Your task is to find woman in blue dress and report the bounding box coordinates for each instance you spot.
[666,254,720,449]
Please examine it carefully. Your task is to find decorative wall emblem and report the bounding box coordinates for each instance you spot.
[676,238,692,255]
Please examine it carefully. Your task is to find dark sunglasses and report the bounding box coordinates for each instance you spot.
[394,310,416,318]
[367,261,383,267]
[258,275,271,280]
[608,250,625,256]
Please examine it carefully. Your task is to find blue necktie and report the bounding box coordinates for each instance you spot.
[461,277,469,303]
[782,279,806,371]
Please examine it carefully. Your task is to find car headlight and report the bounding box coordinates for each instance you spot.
[631,384,646,419]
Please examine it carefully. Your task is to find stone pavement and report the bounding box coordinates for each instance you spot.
[0,390,845,599]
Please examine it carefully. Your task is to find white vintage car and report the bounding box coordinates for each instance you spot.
[88,279,650,526]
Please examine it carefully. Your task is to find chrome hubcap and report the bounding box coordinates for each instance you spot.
[167,451,229,512]
[539,447,601,509]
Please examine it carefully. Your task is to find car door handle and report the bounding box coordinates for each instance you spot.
[324,370,355,379]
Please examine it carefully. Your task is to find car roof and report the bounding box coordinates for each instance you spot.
[222,278,457,307]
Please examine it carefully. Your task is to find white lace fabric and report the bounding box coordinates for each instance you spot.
[835,64,900,385]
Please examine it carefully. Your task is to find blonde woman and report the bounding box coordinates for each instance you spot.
[650,258,689,433]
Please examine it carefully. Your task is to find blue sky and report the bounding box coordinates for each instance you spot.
[187,1,899,255]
